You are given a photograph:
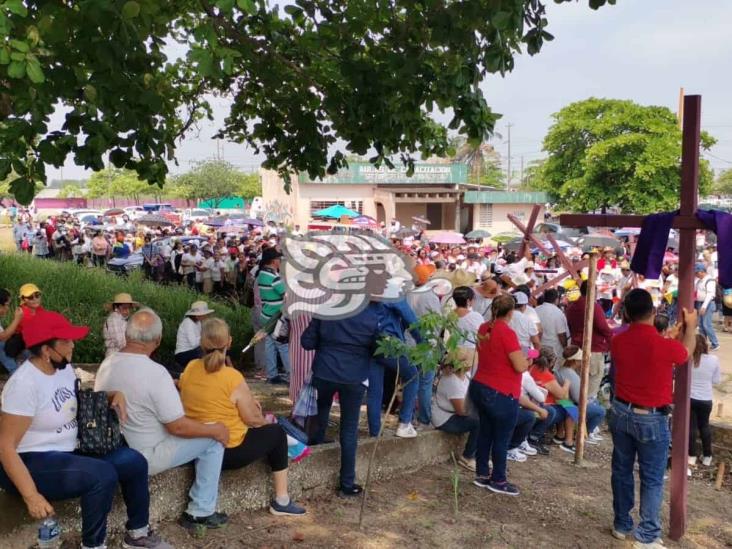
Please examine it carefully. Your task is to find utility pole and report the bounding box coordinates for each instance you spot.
[520,155,524,189]
[506,123,513,188]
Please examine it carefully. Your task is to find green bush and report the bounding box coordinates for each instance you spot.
[0,254,252,365]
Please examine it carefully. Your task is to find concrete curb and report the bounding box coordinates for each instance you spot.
[0,429,464,544]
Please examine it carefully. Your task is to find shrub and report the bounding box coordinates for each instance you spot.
[0,254,252,365]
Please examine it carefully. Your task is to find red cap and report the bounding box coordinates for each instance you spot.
[22,310,89,348]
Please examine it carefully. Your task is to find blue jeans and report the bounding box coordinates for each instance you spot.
[586,400,607,433]
[0,340,18,374]
[417,369,435,425]
[509,407,537,449]
[608,400,670,543]
[0,447,149,548]
[468,381,519,482]
[367,356,418,435]
[696,301,719,348]
[437,414,479,459]
[165,437,224,518]
[312,376,365,490]
[529,404,559,442]
[265,335,290,380]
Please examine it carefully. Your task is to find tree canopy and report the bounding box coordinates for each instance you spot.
[714,169,732,196]
[0,0,615,204]
[449,136,505,189]
[168,159,260,206]
[535,98,716,214]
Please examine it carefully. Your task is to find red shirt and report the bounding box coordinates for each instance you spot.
[612,323,688,407]
[529,366,557,404]
[474,319,522,398]
[566,297,614,353]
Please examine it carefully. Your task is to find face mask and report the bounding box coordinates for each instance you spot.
[51,356,69,370]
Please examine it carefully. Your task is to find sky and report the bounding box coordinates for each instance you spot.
[47,0,732,182]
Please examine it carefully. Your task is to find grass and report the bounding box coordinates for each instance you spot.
[0,253,252,365]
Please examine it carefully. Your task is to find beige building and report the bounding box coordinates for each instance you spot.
[261,161,548,233]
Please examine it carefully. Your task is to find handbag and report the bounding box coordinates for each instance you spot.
[75,379,122,456]
[272,317,290,343]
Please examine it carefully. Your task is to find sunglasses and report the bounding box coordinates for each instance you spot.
[23,292,42,300]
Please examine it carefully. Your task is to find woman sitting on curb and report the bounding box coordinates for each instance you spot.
[178,317,305,516]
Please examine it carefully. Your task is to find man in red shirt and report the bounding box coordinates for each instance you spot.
[565,280,614,400]
[609,289,696,547]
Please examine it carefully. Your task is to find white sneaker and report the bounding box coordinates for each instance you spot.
[585,437,600,445]
[518,440,538,456]
[633,539,666,548]
[701,456,712,467]
[590,428,605,441]
[688,456,697,466]
[395,423,418,438]
[507,448,527,462]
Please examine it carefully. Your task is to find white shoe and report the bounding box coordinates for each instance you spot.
[590,428,605,441]
[688,456,697,466]
[633,539,666,548]
[518,440,538,456]
[687,468,692,477]
[395,423,418,438]
[507,448,527,462]
[701,456,712,467]
[585,437,600,445]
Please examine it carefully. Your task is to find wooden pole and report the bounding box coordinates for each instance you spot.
[575,252,598,465]
[669,95,701,541]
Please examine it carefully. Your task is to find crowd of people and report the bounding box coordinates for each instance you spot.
[0,206,728,548]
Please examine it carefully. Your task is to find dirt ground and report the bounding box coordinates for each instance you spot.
[135,441,732,549]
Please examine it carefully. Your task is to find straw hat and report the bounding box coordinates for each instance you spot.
[185,300,215,317]
[105,292,139,311]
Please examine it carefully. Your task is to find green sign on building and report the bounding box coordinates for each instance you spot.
[299,161,468,185]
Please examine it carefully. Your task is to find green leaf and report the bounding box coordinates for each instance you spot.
[9,176,35,205]
[121,1,141,19]
[236,0,255,14]
[4,0,28,17]
[216,0,235,12]
[9,39,29,52]
[26,58,44,83]
[83,84,97,102]
[0,48,9,64]
[7,60,25,78]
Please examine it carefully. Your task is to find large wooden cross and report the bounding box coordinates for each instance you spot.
[559,95,707,541]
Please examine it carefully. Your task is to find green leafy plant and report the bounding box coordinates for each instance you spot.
[359,310,467,527]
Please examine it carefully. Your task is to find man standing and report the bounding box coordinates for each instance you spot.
[536,289,569,360]
[95,309,230,530]
[694,262,719,351]
[565,280,614,400]
[509,292,540,350]
[257,247,290,384]
[609,289,696,548]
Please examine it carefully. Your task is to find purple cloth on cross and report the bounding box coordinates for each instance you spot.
[629,209,731,288]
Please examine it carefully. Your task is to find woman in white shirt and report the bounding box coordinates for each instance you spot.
[689,335,721,467]
[174,301,215,377]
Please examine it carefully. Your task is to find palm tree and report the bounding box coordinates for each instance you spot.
[449,135,504,189]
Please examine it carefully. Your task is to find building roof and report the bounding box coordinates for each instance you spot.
[298,161,468,185]
[463,190,549,204]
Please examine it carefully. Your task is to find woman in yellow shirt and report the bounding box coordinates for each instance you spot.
[179,318,305,516]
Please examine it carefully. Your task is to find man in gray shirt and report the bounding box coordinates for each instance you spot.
[95,308,230,530]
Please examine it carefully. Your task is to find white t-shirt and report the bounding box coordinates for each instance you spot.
[456,311,484,348]
[690,354,721,401]
[431,373,469,428]
[525,305,542,332]
[536,302,569,358]
[95,353,184,470]
[175,317,201,354]
[201,257,215,280]
[1,361,78,453]
[509,309,538,349]
[211,260,223,282]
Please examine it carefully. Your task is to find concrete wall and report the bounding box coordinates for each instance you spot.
[472,203,545,234]
[0,430,464,545]
[395,203,426,226]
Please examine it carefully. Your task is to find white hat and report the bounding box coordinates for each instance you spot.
[524,261,535,270]
[514,292,529,305]
[512,273,530,286]
[600,265,615,275]
[185,301,215,317]
[566,348,583,361]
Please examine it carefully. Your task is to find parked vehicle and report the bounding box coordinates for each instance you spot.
[183,208,213,223]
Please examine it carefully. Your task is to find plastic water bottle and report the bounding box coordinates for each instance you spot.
[37,518,60,548]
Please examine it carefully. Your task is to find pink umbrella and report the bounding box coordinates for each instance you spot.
[664,251,679,264]
[352,215,377,227]
[429,232,466,245]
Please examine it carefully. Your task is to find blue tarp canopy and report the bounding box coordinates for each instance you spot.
[313,204,360,218]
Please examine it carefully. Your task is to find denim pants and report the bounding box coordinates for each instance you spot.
[0,447,149,548]
[468,380,519,482]
[0,340,18,374]
[437,414,479,459]
[367,355,418,435]
[696,301,719,348]
[528,404,559,442]
[586,400,607,433]
[312,376,365,490]
[608,400,670,543]
[417,369,435,425]
[509,407,537,449]
[265,334,290,380]
[163,437,224,518]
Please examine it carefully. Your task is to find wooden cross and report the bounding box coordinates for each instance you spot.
[508,204,545,257]
[559,95,707,541]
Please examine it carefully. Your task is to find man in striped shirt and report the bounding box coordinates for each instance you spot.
[257,247,290,384]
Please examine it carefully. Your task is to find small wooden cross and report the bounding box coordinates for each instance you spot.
[508,204,547,257]
[559,95,706,541]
